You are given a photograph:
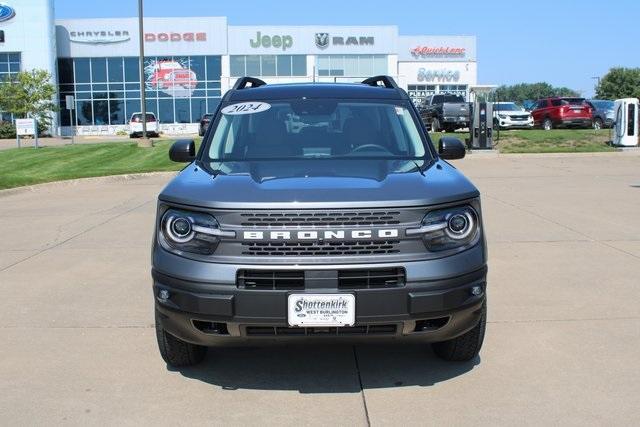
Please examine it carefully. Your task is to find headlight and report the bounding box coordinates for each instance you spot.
[498,114,508,119]
[159,209,223,255]
[416,205,480,252]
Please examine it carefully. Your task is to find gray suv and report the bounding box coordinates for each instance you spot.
[153,76,487,367]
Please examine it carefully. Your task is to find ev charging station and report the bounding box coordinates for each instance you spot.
[612,98,639,147]
[469,85,497,150]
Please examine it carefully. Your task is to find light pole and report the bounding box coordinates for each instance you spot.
[137,0,152,147]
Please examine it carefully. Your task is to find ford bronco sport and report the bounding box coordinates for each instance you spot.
[153,76,487,367]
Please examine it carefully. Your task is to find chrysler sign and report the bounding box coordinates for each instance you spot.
[70,30,130,44]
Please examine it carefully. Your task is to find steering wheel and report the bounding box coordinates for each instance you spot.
[351,144,391,154]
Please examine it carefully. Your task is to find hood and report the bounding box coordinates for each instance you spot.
[159,159,479,209]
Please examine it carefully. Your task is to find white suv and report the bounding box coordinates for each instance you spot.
[129,112,159,138]
[493,102,534,129]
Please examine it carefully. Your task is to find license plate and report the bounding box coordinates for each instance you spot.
[287,294,355,327]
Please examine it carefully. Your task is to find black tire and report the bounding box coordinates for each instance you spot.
[593,118,603,130]
[432,303,486,362]
[431,118,441,133]
[155,311,206,367]
[542,117,553,131]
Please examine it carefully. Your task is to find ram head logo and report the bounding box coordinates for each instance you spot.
[315,33,329,49]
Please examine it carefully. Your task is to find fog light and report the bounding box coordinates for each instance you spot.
[158,289,170,300]
[470,285,483,296]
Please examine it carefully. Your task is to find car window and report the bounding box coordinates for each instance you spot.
[536,100,547,109]
[204,99,430,161]
[560,98,586,106]
[131,113,156,122]
[494,103,520,111]
[443,95,464,103]
[551,99,562,107]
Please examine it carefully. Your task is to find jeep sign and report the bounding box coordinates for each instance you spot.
[250,31,293,51]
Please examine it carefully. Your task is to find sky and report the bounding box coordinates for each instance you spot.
[54,0,640,97]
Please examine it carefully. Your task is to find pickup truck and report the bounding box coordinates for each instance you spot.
[419,94,470,133]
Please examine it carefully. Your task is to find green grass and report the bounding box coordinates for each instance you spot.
[429,129,616,153]
[0,139,199,190]
[0,128,619,190]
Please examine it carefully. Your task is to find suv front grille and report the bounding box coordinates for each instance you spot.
[245,324,397,336]
[237,270,305,290]
[237,268,405,290]
[239,211,401,227]
[242,240,401,256]
[338,268,405,289]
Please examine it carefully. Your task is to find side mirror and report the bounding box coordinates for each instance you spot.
[169,139,195,162]
[438,137,466,160]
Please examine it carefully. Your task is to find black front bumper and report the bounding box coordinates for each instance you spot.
[153,265,487,345]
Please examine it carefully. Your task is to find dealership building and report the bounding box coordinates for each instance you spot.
[0,0,477,135]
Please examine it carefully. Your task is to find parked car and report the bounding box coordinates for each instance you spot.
[153,76,487,367]
[129,112,159,138]
[492,102,534,129]
[530,98,593,130]
[419,93,470,132]
[586,99,615,130]
[199,113,214,136]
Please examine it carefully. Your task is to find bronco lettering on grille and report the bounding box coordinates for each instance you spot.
[243,230,399,240]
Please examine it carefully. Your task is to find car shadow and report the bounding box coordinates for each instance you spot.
[171,341,480,393]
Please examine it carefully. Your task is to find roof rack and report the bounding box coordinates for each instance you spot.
[232,77,267,90]
[361,75,400,90]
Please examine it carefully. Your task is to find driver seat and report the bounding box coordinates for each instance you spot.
[342,116,380,152]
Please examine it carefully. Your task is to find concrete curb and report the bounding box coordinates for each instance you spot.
[468,149,640,158]
[0,171,177,198]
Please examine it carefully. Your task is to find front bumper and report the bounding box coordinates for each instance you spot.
[497,117,534,128]
[153,245,487,345]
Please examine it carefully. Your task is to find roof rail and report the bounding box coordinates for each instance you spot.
[361,75,400,90]
[232,77,267,90]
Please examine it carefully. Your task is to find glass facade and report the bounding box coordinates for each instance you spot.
[230,55,306,77]
[317,55,387,77]
[408,84,468,105]
[0,52,21,81]
[57,56,222,126]
[0,53,21,122]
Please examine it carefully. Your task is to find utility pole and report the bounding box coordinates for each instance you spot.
[137,0,152,147]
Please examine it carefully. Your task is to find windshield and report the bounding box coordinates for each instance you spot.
[442,95,465,103]
[561,98,586,106]
[590,100,614,110]
[494,103,521,111]
[204,99,430,161]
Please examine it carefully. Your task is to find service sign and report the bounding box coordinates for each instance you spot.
[15,118,36,136]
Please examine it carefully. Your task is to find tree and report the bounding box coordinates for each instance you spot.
[595,68,640,100]
[0,69,58,129]
[495,82,579,104]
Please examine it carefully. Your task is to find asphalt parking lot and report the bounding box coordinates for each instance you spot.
[1,152,639,425]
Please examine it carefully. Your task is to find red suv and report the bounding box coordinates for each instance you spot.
[531,97,593,130]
